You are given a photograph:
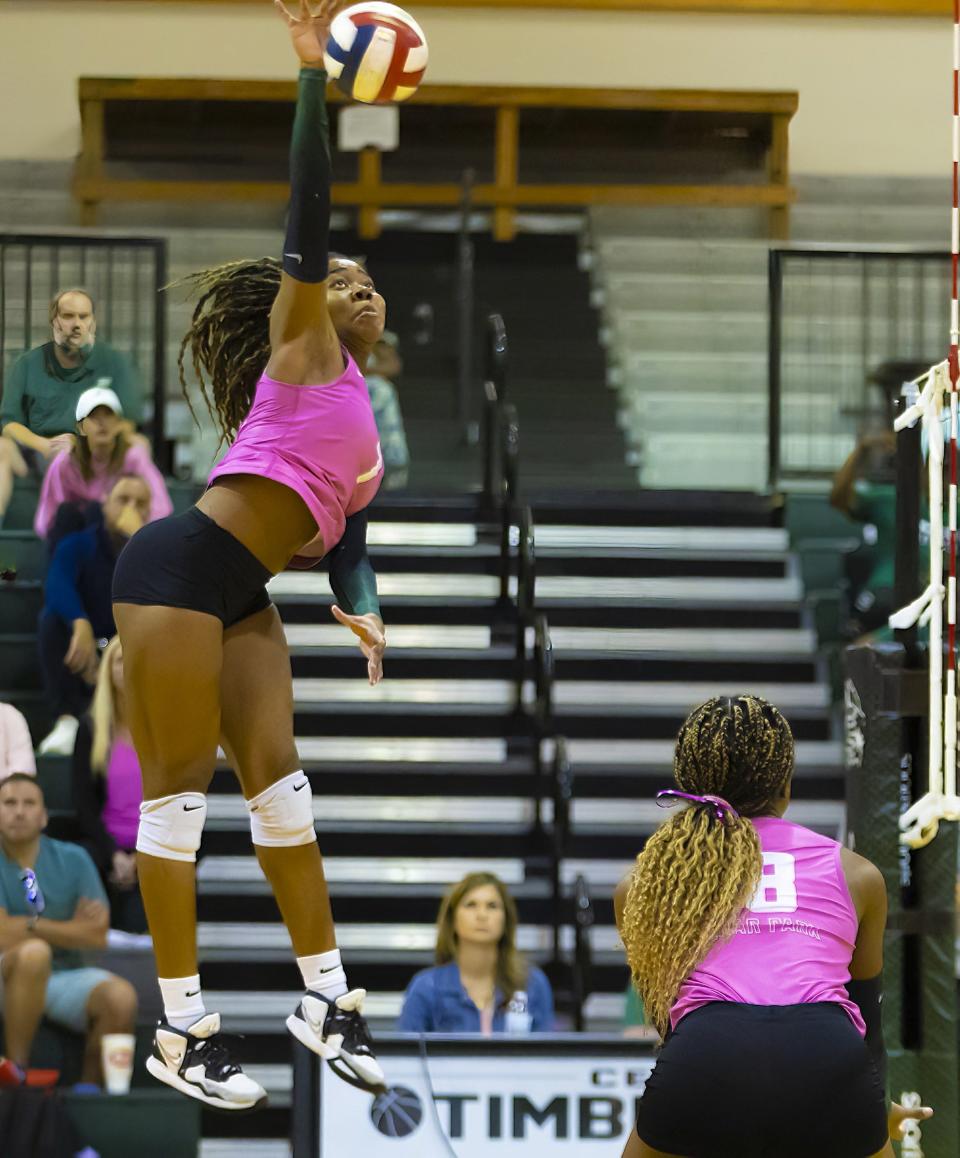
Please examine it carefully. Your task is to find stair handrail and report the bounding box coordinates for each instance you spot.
[497,401,521,611]
[571,873,594,1033]
[482,313,511,514]
[515,504,536,664]
[486,312,508,401]
[550,736,573,967]
[532,612,554,736]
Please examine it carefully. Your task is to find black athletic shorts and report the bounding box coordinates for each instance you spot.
[635,1002,888,1158]
[112,507,273,628]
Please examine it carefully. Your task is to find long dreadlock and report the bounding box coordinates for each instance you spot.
[620,695,795,1035]
[173,257,282,445]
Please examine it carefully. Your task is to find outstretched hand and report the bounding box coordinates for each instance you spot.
[273,0,353,66]
[331,605,385,686]
[889,1100,933,1141]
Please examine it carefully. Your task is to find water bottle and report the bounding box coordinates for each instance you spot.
[20,868,45,916]
[504,990,532,1035]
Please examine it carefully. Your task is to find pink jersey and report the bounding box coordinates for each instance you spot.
[207,349,383,566]
[670,817,865,1035]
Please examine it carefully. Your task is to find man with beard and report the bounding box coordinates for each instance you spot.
[0,290,144,518]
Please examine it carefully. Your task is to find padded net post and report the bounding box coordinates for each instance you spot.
[844,404,958,1153]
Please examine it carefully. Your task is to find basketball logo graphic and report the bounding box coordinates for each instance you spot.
[371,1085,424,1138]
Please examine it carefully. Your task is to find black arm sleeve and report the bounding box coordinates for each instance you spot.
[70,716,116,873]
[326,510,381,619]
[847,974,887,1095]
[282,67,331,284]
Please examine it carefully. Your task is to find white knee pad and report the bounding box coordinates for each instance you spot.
[246,771,317,848]
[137,793,207,863]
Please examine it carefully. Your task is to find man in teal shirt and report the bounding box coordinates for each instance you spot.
[0,773,137,1083]
[0,288,143,465]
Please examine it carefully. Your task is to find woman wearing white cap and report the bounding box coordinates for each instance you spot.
[33,387,172,542]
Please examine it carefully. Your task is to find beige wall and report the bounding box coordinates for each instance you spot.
[0,0,952,176]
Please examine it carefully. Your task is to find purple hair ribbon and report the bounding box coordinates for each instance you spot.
[656,789,739,826]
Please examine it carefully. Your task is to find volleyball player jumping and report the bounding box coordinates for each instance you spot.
[617,695,933,1158]
[111,0,388,1111]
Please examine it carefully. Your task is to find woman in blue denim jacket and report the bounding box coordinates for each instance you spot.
[397,872,554,1034]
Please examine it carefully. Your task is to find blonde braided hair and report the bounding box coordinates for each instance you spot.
[620,695,795,1035]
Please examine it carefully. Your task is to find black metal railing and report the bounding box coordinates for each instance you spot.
[549,736,573,967]
[457,170,476,440]
[531,612,553,736]
[482,312,510,513]
[0,233,169,471]
[571,875,595,1033]
[768,245,949,489]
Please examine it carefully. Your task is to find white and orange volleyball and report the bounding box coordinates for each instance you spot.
[324,3,428,105]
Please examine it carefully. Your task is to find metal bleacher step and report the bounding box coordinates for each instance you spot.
[197,922,625,964]
[546,625,818,657]
[285,624,493,650]
[551,681,829,712]
[292,678,520,707]
[201,1143,289,1158]
[198,854,635,898]
[197,856,528,896]
[533,524,787,553]
[561,736,843,776]
[204,991,404,1033]
[569,798,844,837]
[204,793,538,834]
[273,570,802,609]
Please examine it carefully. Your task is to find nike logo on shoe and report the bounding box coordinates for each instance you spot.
[285,253,303,263]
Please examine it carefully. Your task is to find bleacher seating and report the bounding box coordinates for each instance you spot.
[1,470,846,1152]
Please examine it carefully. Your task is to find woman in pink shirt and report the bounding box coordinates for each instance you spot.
[34,386,172,541]
[110,0,385,1112]
[616,696,932,1158]
[71,637,145,933]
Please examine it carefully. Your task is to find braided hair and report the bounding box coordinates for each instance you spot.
[174,252,369,446]
[174,257,281,445]
[620,695,795,1035]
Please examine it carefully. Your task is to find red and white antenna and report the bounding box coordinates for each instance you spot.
[945,0,960,802]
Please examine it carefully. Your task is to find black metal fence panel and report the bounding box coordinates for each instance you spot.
[769,247,951,489]
[0,233,169,472]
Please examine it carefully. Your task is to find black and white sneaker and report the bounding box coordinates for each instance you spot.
[287,989,385,1090]
[146,1012,267,1112]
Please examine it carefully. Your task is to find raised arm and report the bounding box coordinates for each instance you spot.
[267,1,350,386]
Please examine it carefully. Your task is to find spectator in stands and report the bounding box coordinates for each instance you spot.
[364,333,409,491]
[0,703,36,784]
[0,773,138,1083]
[0,289,144,512]
[34,387,171,544]
[71,638,145,934]
[397,872,553,1033]
[36,475,151,758]
[830,430,897,637]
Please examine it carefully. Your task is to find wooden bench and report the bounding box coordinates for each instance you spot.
[74,77,798,240]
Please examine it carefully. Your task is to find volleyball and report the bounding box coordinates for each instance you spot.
[325,3,428,105]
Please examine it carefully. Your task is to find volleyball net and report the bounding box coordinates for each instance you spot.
[844,364,960,1157]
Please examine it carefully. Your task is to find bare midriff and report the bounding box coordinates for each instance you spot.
[195,475,320,575]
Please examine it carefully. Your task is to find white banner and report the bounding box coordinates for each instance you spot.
[319,1045,655,1156]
